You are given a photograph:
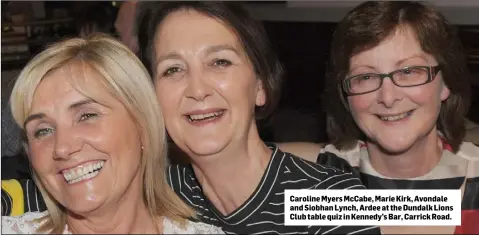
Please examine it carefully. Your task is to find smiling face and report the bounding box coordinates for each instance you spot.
[25,62,143,215]
[347,26,450,154]
[153,10,266,157]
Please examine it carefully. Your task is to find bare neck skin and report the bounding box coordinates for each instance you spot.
[367,127,443,178]
[191,122,272,216]
[67,172,161,234]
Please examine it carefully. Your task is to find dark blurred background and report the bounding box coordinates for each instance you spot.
[1,1,478,154]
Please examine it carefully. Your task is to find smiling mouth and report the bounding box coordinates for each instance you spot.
[187,110,225,122]
[62,160,105,184]
[377,110,414,122]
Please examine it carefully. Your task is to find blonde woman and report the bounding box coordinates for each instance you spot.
[2,34,224,234]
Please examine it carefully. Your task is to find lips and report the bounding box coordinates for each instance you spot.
[377,110,414,122]
[184,109,226,122]
[61,160,105,184]
[187,110,225,122]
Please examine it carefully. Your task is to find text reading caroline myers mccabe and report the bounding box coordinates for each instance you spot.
[284,190,461,226]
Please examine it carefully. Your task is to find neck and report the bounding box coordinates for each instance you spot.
[66,173,160,234]
[191,124,272,215]
[367,128,443,178]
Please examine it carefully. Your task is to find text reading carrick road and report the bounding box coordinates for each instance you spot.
[284,190,460,226]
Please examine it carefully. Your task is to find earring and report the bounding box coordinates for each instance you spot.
[141,146,144,150]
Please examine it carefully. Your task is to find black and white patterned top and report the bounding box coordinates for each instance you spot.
[316,140,479,234]
[1,179,46,216]
[167,144,381,234]
[1,99,23,158]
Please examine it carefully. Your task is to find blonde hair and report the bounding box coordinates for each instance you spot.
[10,34,195,233]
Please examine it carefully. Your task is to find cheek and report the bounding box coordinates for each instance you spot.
[218,70,258,104]
[28,142,53,173]
[217,79,243,104]
[405,84,442,107]
[155,84,180,117]
[215,74,232,91]
[348,94,375,114]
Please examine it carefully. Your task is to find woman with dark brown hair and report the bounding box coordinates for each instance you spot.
[137,2,381,234]
[280,1,478,234]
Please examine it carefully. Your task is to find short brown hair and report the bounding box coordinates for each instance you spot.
[137,2,283,119]
[324,1,471,152]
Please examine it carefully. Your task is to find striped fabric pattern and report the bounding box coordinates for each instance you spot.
[167,144,381,234]
[1,179,46,216]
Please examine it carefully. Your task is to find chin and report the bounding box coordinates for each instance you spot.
[59,190,105,213]
[375,138,415,155]
[184,140,227,157]
[64,200,103,216]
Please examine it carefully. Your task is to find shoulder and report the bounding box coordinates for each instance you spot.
[2,211,48,234]
[465,119,479,145]
[285,152,365,189]
[316,150,360,174]
[282,143,359,175]
[318,143,362,168]
[163,217,224,234]
[2,178,46,216]
[456,142,479,178]
[276,142,324,163]
[456,141,479,161]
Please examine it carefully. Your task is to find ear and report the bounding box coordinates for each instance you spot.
[255,79,266,106]
[440,83,450,102]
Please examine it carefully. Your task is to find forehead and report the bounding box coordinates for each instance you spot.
[154,9,242,54]
[32,62,109,108]
[350,26,436,67]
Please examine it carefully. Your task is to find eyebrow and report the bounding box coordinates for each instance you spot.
[69,98,97,111]
[154,44,240,69]
[23,98,98,128]
[395,54,428,66]
[204,44,239,55]
[155,52,182,65]
[23,113,46,129]
[350,54,429,73]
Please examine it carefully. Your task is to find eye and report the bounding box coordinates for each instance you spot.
[400,67,422,75]
[352,75,372,83]
[212,59,232,68]
[79,113,98,121]
[401,68,413,74]
[33,128,54,139]
[163,67,182,77]
[358,75,371,81]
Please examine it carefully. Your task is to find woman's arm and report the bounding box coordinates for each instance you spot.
[275,142,324,163]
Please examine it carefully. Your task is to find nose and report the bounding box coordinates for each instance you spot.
[54,126,82,160]
[377,78,403,108]
[184,69,213,101]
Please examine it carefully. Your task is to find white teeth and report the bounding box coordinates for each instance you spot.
[379,111,412,121]
[68,171,100,184]
[62,161,105,184]
[188,111,224,121]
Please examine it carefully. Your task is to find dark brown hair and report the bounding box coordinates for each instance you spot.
[324,1,471,152]
[137,2,283,119]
